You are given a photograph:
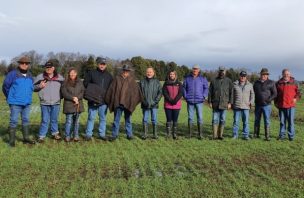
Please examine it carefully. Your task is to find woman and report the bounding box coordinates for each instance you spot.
[61,68,85,142]
[162,70,183,139]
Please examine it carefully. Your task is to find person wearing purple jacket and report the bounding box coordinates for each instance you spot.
[183,64,209,139]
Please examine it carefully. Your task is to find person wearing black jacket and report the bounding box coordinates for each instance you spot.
[253,68,277,141]
[83,57,113,141]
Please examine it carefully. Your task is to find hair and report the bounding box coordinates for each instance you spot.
[65,67,78,87]
[166,70,178,81]
[282,68,290,75]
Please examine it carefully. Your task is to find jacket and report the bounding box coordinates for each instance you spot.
[208,76,233,110]
[183,73,209,104]
[105,74,143,113]
[253,79,277,106]
[2,69,34,106]
[162,80,183,110]
[61,79,85,114]
[83,68,113,106]
[232,80,254,110]
[34,72,64,105]
[139,77,162,109]
[274,77,301,108]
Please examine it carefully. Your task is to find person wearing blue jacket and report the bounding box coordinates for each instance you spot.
[2,56,36,147]
[183,64,209,139]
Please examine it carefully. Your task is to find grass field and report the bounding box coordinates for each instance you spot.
[0,76,304,198]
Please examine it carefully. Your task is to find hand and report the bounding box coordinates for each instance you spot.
[293,98,297,104]
[227,103,231,110]
[39,80,47,89]
[73,97,79,105]
[209,103,212,108]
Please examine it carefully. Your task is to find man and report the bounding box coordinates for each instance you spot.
[231,71,254,140]
[253,68,277,141]
[183,64,209,139]
[139,67,162,139]
[105,64,142,141]
[274,69,301,141]
[208,66,233,140]
[83,57,113,141]
[34,59,64,142]
[2,56,36,147]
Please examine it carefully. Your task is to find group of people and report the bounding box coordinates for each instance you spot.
[2,56,301,147]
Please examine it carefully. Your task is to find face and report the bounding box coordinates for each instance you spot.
[260,74,269,81]
[122,70,130,78]
[169,72,176,80]
[98,63,107,71]
[69,70,77,80]
[192,68,200,76]
[18,62,30,71]
[282,70,291,80]
[239,75,247,82]
[146,68,155,79]
[45,66,55,75]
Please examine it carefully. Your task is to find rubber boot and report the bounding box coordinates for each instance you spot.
[218,125,224,140]
[265,126,270,141]
[212,125,219,140]
[188,121,193,138]
[166,122,172,138]
[198,123,203,140]
[22,125,35,144]
[172,122,177,140]
[9,127,16,147]
[254,126,260,138]
[152,124,158,139]
[142,124,148,140]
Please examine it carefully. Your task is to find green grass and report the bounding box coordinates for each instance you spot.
[0,76,304,198]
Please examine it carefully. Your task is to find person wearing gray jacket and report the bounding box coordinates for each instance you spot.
[231,71,254,140]
[34,59,64,142]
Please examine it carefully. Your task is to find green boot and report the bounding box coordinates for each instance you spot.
[22,125,35,144]
[152,124,158,139]
[218,125,225,140]
[265,126,270,141]
[8,127,16,147]
[142,124,148,140]
[254,126,260,138]
[212,125,219,140]
[198,123,203,140]
[166,122,172,138]
[172,122,178,140]
[188,121,193,138]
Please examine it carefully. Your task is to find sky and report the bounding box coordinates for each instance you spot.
[1,0,304,80]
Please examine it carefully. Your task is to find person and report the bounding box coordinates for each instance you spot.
[231,71,255,140]
[105,64,142,141]
[274,69,301,141]
[208,66,233,140]
[2,56,36,147]
[162,70,183,139]
[253,68,277,141]
[34,59,64,143]
[139,67,162,139]
[183,64,209,139]
[61,68,85,142]
[83,57,113,141]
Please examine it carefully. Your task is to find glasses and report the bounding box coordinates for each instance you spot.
[19,62,29,65]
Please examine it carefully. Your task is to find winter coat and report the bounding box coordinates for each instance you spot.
[34,72,64,105]
[2,69,34,106]
[232,80,254,110]
[274,77,301,109]
[208,76,233,110]
[183,73,209,104]
[253,79,277,106]
[105,74,143,113]
[162,80,183,110]
[139,77,162,109]
[61,79,85,114]
[83,68,113,106]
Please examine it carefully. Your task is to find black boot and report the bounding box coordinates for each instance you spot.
[22,125,35,144]
[254,126,260,138]
[265,126,270,141]
[152,124,158,139]
[198,123,203,140]
[166,122,172,138]
[172,122,178,140]
[8,127,16,147]
[188,121,193,138]
[142,124,148,140]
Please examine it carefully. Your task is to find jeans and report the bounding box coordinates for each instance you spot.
[279,107,295,139]
[9,104,31,128]
[142,108,158,125]
[254,104,272,129]
[112,106,132,138]
[187,103,203,124]
[212,109,227,125]
[65,113,81,138]
[165,109,180,123]
[38,104,60,138]
[233,109,250,138]
[85,104,108,138]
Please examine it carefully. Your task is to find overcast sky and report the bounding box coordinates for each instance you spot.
[1,0,304,79]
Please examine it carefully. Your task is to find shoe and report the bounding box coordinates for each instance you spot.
[127,136,134,140]
[277,136,285,141]
[218,137,224,140]
[97,136,107,141]
[85,136,92,141]
[242,137,250,141]
[53,133,61,140]
[232,136,238,139]
[108,136,117,142]
[64,137,71,142]
[73,137,80,142]
[37,138,45,143]
[288,138,294,141]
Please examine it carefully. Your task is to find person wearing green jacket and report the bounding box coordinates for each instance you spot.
[139,67,162,139]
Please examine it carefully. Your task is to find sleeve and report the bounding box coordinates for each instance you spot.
[60,83,74,101]
[2,71,15,98]
[208,80,213,104]
[162,83,172,102]
[202,78,209,99]
[250,84,255,105]
[172,84,184,103]
[83,71,91,88]
[295,81,301,100]
[229,79,233,104]
[154,81,162,104]
[269,81,277,102]
[33,75,43,92]
[78,82,85,100]
[182,78,187,99]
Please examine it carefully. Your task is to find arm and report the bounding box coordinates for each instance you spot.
[60,83,74,101]
[250,84,255,107]
[269,81,277,102]
[2,71,15,98]
[154,81,162,104]
[172,83,184,104]
[83,71,91,88]
[202,78,209,100]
